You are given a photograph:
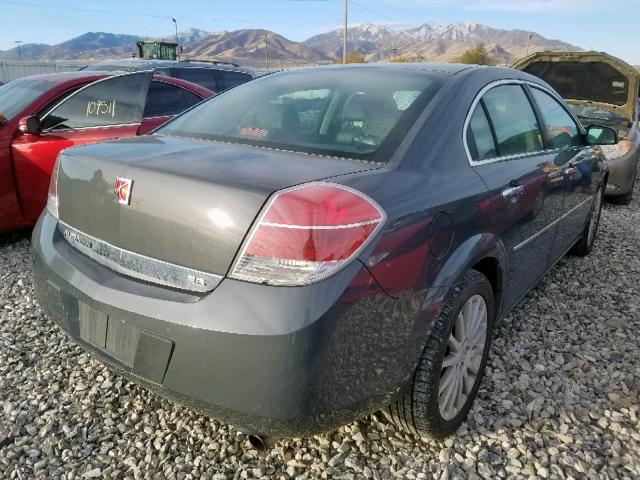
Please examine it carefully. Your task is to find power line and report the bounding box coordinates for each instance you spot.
[350,0,395,22]
[0,0,221,22]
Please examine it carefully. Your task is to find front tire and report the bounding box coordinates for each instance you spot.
[571,184,603,256]
[386,270,495,439]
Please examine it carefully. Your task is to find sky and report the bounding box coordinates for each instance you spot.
[0,0,639,64]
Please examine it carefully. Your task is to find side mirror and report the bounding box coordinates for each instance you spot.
[18,115,42,136]
[586,125,618,146]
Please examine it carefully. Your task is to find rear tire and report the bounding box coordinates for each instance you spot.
[571,184,603,256]
[385,270,494,439]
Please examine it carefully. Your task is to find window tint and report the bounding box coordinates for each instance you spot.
[172,68,217,91]
[467,105,497,161]
[482,85,543,156]
[530,88,583,149]
[161,69,445,163]
[215,70,252,91]
[144,81,202,117]
[41,73,150,131]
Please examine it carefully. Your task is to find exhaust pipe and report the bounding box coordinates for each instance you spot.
[248,434,279,451]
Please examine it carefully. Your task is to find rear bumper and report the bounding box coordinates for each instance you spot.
[32,212,438,436]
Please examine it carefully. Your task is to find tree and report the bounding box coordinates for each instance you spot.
[346,51,367,64]
[389,56,415,63]
[456,44,497,66]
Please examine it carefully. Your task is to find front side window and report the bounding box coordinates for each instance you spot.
[530,88,583,149]
[161,69,445,163]
[482,85,543,156]
[144,81,202,117]
[41,73,151,131]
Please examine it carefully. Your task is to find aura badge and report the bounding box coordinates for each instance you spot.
[114,178,133,205]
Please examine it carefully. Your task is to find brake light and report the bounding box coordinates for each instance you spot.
[46,157,60,219]
[230,182,386,286]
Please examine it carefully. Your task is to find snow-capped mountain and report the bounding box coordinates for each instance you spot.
[0,21,580,67]
[304,21,580,64]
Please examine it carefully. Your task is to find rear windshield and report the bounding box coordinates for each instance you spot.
[160,68,445,163]
[522,61,629,106]
[0,78,54,122]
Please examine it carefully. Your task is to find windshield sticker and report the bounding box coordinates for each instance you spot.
[86,100,116,118]
[612,81,626,89]
[239,127,269,138]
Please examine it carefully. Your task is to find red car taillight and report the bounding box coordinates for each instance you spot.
[46,157,60,219]
[229,182,386,286]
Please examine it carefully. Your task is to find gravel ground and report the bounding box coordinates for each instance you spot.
[1,181,639,480]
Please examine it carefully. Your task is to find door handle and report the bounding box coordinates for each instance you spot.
[502,185,525,200]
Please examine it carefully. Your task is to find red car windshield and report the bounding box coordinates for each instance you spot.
[0,78,57,123]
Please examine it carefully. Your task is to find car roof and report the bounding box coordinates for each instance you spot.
[11,70,213,96]
[85,59,254,74]
[301,62,479,76]
[15,70,110,84]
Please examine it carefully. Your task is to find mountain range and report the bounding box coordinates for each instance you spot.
[0,22,581,67]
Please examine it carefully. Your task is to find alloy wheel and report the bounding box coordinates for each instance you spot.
[439,294,488,421]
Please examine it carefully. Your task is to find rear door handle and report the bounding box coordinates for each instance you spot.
[502,185,525,200]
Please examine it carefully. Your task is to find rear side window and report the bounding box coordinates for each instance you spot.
[467,105,497,161]
[144,81,202,117]
[41,73,151,131]
[530,88,583,149]
[172,68,217,91]
[482,85,543,156]
[215,70,252,92]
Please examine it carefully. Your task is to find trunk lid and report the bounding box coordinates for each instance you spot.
[512,51,639,122]
[57,134,380,277]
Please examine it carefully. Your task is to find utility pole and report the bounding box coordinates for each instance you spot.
[525,33,533,57]
[343,0,348,64]
[264,34,270,72]
[172,18,180,61]
[14,40,22,61]
[391,41,399,60]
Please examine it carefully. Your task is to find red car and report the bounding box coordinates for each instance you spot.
[0,71,213,232]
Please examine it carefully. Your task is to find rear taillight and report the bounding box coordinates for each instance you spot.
[46,157,60,219]
[229,182,386,286]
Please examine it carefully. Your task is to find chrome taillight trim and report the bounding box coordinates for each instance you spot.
[58,222,222,293]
